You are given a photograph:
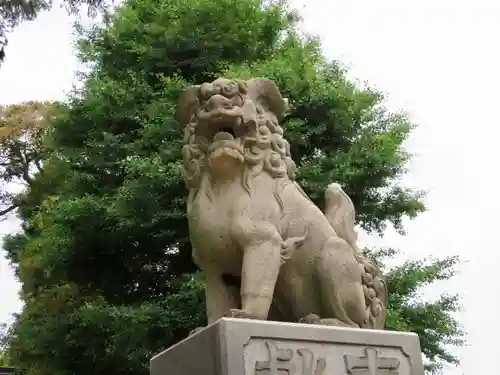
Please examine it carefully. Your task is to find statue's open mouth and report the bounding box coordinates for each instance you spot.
[194,89,259,166]
[207,130,242,153]
[197,106,244,123]
[197,108,244,137]
[196,107,247,161]
[204,129,244,168]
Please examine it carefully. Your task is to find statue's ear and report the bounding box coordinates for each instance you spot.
[176,85,200,126]
[246,79,287,120]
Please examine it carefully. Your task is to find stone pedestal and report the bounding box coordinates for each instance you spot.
[150,318,424,375]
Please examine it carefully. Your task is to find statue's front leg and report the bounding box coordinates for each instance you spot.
[230,223,282,320]
[189,270,240,336]
[204,269,240,324]
[189,248,240,336]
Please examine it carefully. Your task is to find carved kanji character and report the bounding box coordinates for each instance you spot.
[344,347,400,375]
[254,341,327,375]
[255,341,294,375]
[297,348,326,375]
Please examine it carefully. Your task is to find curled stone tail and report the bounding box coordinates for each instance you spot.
[356,253,388,329]
[324,183,388,329]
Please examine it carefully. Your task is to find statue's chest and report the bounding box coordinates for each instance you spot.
[191,200,233,236]
[188,192,243,261]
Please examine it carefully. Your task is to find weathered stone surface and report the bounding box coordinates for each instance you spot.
[177,78,388,331]
[150,318,424,375]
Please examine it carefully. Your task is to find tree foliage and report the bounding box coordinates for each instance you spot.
[2,0,463,374]
[0,0,110,63]
[0,102,60,218]
[0,322,10,366]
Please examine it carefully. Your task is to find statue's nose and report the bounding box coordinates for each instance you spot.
[205,94,233,111]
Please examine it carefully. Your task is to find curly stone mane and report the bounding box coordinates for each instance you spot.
[180,78,303,210]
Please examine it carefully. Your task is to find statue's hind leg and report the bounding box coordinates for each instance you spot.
[310,237,367,328]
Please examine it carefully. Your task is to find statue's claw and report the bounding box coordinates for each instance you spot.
[299,313,354,328]
[226,309,260,320]
[299,313,321,324]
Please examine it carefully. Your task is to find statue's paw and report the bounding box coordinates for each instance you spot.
[299,314,354,328]
[299,313,321,324]
[188,326,205,336]
[226,309,259,320]
[317,318,354,328]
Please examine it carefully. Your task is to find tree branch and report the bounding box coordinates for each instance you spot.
[20,149,33,185]
[0,203,17,217]
[34,157,44,174]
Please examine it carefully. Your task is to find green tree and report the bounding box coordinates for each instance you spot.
[0,102,60,219]
[0,322,11,366]
[2,1,463,375]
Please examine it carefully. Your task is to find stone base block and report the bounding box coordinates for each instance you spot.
[150,318,424,375]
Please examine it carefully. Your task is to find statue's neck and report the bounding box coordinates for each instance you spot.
[203,168,244,192]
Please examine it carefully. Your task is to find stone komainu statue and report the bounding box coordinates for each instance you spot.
[177,78,388,332]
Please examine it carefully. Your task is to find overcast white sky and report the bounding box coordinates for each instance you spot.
[1,1,499,374]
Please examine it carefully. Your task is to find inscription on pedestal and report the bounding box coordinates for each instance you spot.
[344,348,400,375]
[151,318,423,375]
[254,341,326,375]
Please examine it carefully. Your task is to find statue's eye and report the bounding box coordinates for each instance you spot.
[237,81,248,94]
[222,83,237,96]
[199,83,214,101]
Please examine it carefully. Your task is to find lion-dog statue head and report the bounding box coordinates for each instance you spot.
[178,78,298,200]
